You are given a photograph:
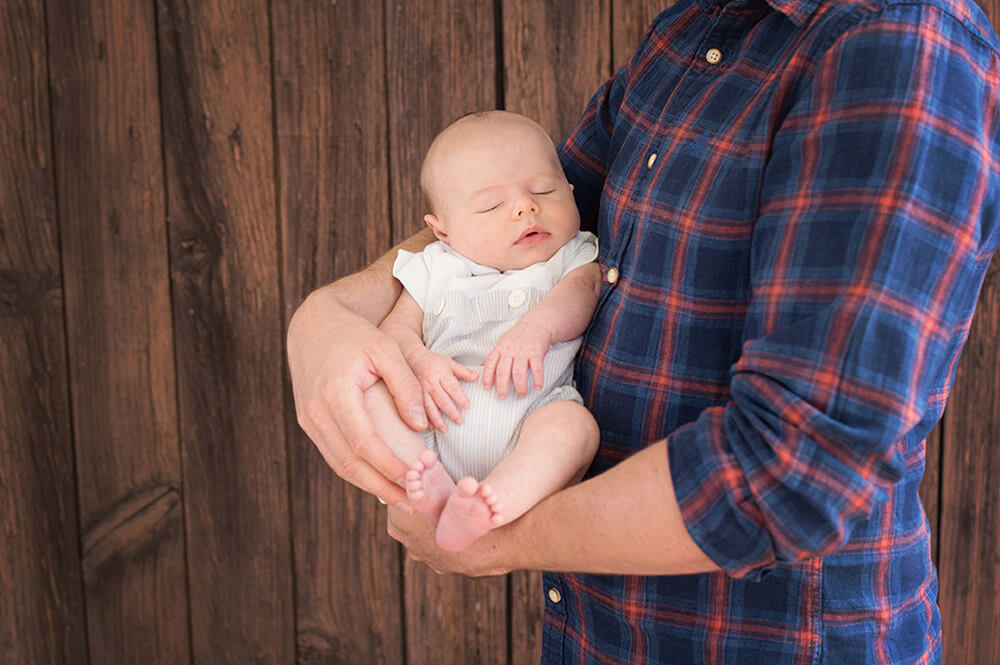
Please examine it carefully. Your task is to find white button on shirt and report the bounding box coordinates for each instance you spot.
[507,288,527,308]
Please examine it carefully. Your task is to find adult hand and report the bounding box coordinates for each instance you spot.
[288,302,427,506]
[386,505,513,577]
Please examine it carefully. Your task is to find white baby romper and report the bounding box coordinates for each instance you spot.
[392,231,598,481]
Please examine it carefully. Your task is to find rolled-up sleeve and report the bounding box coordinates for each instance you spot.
[668,9,1000,578]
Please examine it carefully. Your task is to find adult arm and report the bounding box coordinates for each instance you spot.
[287,226,436,505]
[390,9,1000,576]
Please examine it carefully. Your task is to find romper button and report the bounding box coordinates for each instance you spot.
[706,48,723,65]
[508,289,527,308]
[646,153,657,169]
[548,588,562,603]
[607,267,619,284]
[435,297,446,315]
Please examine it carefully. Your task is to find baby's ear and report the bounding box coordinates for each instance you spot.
[424,213,448,241]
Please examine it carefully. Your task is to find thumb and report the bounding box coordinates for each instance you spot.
[372,345,428,431]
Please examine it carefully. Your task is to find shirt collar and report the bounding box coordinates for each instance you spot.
[695,0,821,27]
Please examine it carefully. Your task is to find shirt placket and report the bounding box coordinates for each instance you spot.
[597,7,732,312]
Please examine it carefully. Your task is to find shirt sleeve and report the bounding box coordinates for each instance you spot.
[392,248,432,312]
[666,9,1000,579]
[556,8,673,232]
[560,231,599,277]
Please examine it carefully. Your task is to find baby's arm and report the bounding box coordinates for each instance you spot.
[482,262,602,398]
[380,290,478,431]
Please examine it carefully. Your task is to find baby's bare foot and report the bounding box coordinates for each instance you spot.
[405,450,454,526]
[435,477,502,552]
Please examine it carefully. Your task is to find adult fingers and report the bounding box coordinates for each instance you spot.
[303,412,408,505]
[372,342,428,431]
[326,385,411,487]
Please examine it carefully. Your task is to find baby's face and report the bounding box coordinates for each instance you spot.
[423,119,580,272]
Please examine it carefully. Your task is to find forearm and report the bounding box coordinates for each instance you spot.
[495,439,719,575]
[521,263,601,344]
[290,228,435,332]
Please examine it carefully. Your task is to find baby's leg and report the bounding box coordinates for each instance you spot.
[435,400,599,552]
[363,381,454,522]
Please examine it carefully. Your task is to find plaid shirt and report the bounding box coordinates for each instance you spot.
[548,0,1000,662]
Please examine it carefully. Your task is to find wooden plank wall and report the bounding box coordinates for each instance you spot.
[0,1,996,663]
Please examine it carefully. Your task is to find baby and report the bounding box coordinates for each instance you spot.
[365,110,601,552]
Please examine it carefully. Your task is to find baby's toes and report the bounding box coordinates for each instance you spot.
[417,449,438,468]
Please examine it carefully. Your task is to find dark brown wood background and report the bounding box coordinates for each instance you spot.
[2,1,997,663]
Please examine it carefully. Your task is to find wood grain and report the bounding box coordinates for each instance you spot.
[501,2,610,662]
[0,2,88,663]
[386,2,507,663]
[156,1,294,663]
[920,423,941,564]
[938,258,1000,665]
[45,0,188,662]
[271,1,404,663]
[503,0,610,142]
[612,0,672,69]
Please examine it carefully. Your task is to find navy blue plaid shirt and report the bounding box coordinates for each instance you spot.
[546,0,1000,662]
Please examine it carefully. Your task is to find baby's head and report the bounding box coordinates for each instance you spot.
[420,110,580,272]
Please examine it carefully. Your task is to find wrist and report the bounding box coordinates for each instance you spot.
[516,311,555,346]
[399,340,429,365]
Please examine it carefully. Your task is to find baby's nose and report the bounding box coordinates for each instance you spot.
[513,199,540,218]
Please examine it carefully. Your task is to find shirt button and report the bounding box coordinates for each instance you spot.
[435,297,446,315]
[607,267,619,284]
[547,588,562,603]
[706,48,723,65]
[508,288,527,308]
[646,153,657,169]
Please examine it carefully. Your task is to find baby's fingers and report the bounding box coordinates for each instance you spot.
[494,355,514,399]
[449,359,479,383]
[528,354,545,390]
[430,382,464,426]
[442,373,471,411]
[424,392,448,433]
[481,351,499,389]
[511,356,529,397]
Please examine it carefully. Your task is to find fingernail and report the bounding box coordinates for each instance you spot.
[395,502,413,514]
[410,406,428,429]
[377,497,387,505]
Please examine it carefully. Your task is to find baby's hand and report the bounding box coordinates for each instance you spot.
[482,319,552,399]
[408,348,478,432]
